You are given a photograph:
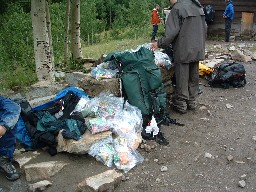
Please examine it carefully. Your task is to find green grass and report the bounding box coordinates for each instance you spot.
[0,65,37,93]
[82,37,150,59]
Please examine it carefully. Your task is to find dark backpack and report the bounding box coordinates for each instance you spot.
[104,47,183,127]
[15,91,83,150]
[104,47,166,115]
[203,5,215,24]
[208,62,246,89]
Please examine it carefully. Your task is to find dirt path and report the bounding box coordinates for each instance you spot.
[115,60,256,192]
[1,41,256,192]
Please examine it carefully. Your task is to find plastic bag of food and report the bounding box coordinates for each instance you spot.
[91,61,118,80]
[88,137,115,167]
[85,117,112,134]
[113,137,144,173]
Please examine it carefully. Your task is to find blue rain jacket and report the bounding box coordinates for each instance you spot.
[224,1,234,20]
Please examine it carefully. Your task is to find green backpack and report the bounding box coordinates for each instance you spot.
[104,46,166,116]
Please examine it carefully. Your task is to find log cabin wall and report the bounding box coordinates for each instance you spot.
[200,0,256,36]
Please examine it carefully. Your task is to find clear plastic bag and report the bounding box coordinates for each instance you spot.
[91,61,118,80]
[85,117,112,134]
[94,93,124,118]
[75,93,144,172]
[113,137,144,173]
[111,103,143,149]
[88,137,115,167]
[154,51,172,70]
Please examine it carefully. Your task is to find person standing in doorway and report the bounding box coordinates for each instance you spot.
[0,96,21,181]
[151,0,207,114]
[223,0,234,42]
[150,4,161,42]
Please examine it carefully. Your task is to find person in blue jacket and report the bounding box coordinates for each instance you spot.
[0,96,21,181]
[223,0,234,42]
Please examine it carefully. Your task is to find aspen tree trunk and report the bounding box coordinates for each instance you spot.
[71,0,82,62]
[46,0,55,69]
[64,0,71,66]
[31,0,55,82]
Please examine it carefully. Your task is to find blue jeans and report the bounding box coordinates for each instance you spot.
[225,18,232,42]
[151,25,158,41]
[0,125,17,160]
[0,96,21,159]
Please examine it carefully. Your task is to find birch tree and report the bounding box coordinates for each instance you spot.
[46,0,54,68]
[71,0,82,62]
[64,0,71,66]
[31,0,55,81]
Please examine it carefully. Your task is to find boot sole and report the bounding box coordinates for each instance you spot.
[0,166,20,181]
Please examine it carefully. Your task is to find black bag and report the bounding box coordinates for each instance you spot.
[208,62,246,89]
[15,91,82,149]
[41,91,80,120]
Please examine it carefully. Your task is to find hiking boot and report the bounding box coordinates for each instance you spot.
[171,104,187,114]
[187,104,196,110]
[154,132,169,146]
[0,156,20,181]
[141,129,154,140]
[187,103,196,110]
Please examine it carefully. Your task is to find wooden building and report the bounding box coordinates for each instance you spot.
[200,0,256,36]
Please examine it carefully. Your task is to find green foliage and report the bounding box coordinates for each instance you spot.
[49,2,66,66]
[80,0,104,45]
[0,65,37,92]
[0,3,37,92]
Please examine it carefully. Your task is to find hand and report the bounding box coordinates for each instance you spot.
[0,125,7,138]
[150,42,158,51]
[223,15,227,18]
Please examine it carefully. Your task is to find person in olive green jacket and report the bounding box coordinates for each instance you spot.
[151,0,207,114]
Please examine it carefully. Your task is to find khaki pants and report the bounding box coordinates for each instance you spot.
[172,61,199,110]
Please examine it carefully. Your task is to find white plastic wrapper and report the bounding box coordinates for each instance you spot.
[154,51,172,70]
[145,116,159,136]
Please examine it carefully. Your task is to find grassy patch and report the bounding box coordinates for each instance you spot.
[82,37,150,59]
[0,65,37,93]
[207,34,225,41]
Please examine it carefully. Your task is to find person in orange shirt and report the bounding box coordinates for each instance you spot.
[150,4,161,42]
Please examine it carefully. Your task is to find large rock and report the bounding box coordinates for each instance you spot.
[28,180,52,192]
[57,130,112,154]
[25,81,68,101]
[24,161,68,182]
[243,49,256,60]
[77,169,123,192]
[231,49,252,62]
[15,151,41,168]
[78,76,121,97]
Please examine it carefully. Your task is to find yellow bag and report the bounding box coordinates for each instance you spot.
[199,62,213,76]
